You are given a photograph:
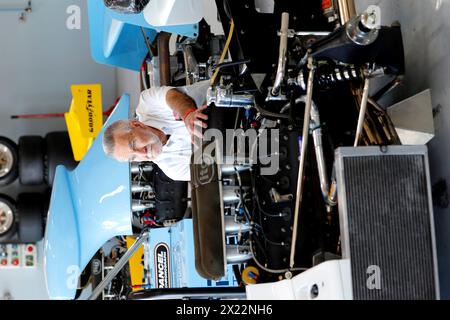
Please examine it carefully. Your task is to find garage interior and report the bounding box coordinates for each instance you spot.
[0,0,448,300]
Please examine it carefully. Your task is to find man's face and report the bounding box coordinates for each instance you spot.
[113,120,163,162]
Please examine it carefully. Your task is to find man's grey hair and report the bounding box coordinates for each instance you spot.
[102,119,131,158]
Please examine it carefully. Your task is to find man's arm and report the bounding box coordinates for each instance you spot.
[166,88,208,141]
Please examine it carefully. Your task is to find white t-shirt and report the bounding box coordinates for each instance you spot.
[135,80,210,181]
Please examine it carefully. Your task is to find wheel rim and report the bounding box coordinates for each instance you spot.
[0,201,14,235]
[0,143,14,178]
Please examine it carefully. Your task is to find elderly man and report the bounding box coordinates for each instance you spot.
[102,80,210,181]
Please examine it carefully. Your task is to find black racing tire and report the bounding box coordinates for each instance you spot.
[0,137,19,186]
[17,193,45,243]
[45,132,78,187]
[18,136,45,186]
[0,194,17,242]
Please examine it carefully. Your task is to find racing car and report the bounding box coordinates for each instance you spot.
[43,0,439,300]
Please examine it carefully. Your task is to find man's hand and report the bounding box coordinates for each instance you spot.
[166,89,209,145]
[183,105,208,145]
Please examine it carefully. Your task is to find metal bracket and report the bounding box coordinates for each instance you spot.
[88,229,151,300]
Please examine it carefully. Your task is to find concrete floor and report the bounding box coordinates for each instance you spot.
[356,0,450,298]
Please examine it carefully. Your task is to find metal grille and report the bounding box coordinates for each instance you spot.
[338,150,437,300]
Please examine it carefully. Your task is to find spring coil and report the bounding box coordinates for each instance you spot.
[297,65,362,90]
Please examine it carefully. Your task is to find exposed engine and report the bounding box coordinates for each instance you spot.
[189,0,405,286]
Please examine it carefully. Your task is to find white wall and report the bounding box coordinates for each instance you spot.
[0,0,117,299]
[0,0,117,141]
[116,68,141,115]
[0,0,117,199]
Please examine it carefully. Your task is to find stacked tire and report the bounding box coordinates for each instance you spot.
[18,132,78,187]
[0,132,77,244]
[0,193,45,244]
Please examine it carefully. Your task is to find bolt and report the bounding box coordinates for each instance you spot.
[310,284,319,299]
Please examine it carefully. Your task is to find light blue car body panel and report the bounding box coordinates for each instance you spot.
[44,95,132,300]
[44,94,237,300]
[148,219,238,289]
[87,0,198,71]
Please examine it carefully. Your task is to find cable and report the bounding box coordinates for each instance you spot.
[215,59,251,71]
[234,167,252,222]
[210,19,235,86]
[252,224,286,246]
[249,234,307,274]
[233,108,240,130]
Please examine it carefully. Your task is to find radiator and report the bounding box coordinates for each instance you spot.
[335,146,439,300]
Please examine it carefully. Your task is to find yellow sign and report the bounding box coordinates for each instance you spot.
[126,236,147,291]
[65,84,103,161]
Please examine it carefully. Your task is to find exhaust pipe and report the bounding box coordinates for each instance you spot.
[130,162,153,174]
[310,100,330,203]
[287,97,330,204]
[132,200,155,212]
[131,182,153,194]
[224,216,252,234]
[226,245,253,264]
[157,32,171,86]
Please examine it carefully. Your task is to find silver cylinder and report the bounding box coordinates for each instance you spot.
[207,86,254,108]
[132,200,154,212]
[224,216,252,234]
[130,163,153,174]
[222,186,241,204]
[131,182,153,194]
[226,245,253,264]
